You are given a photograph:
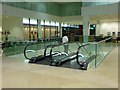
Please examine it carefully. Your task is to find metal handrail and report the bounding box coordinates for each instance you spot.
[24,43,55,60]
[50,43,64,56]
[94,37,112,44]
[43,44,56,56]
[76,37,112,68]
[24,42,38,60]
[76,43,90,66]
[78,43,91,57]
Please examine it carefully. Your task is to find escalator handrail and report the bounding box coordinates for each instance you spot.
[76,37,112,68]
[43,44,56,56]
[94,37,112,44]
[49,43,66,61]
[78,43,91,57]
[24,43,34,60]
[76,43,90,65]
[50,42,83,63]
[24,42,59,60]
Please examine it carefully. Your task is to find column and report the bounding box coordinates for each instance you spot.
[96,20,100,36]
[83,15,89,43]
[49,21,51,39]
[59,23,62,37]
[28,18,31,41]
[37,19,42,39]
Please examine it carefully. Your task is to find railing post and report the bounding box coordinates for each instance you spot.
[95,43,97,68]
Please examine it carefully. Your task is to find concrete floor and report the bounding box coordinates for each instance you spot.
[1,45,119,88]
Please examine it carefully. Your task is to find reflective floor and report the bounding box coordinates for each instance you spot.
[1,45,118,88]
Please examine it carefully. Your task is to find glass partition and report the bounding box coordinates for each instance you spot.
[94,38,115,67]
[2,37,115,70]
[73,37,115,69]
[75,43,96,69]
[68,42,79,53]
[2,39,60,56]
[49,42,96,69]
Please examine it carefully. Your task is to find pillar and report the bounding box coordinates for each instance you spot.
[96,20,100,36]
[38,19,42,39]
[59,23,62,37]
[83,15,89,43]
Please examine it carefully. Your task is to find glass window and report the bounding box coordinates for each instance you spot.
[67,24,70,27]
[41,20,44,25]
[64,24,68,27]
[61,23,64,27]
[45,20,50,26]
[30,19,37,25]
[56,22,59,26]
[51,21,56,26]
[23,17,29,24]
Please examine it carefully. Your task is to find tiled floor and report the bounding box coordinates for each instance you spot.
[1,45,118,88]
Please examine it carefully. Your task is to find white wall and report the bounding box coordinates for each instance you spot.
[2,16,24,41]
[81,3,119,16]
[99,21,119,37]
[81,2,119,37]
[61,16,83,24]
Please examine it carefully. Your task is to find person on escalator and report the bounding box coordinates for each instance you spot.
[62,34,69,54]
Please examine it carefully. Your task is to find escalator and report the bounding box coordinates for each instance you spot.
[24,43,60,65]
[50,42,96,70]
[24,42,96,70]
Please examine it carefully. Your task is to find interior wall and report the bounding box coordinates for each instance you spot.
[81,3,118,16]
[2,4,61,22]
[61,2,82,16]
[99,21,119,37]
[61,15,83,24]
[2,2,61,16]
[2,2,82,17]
[82,2,118,7]
[2,16,24,41]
